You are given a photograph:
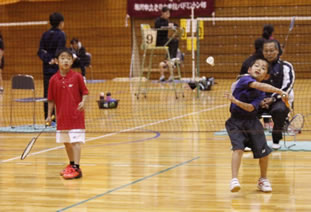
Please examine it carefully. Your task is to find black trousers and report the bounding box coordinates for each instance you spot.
[259,100,290,144]
[167,39,179,58]
[72,55,91,77]
[43,73,55,119]
[157,38,179,58]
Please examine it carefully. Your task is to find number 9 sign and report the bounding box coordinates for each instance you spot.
[144,29,157,47]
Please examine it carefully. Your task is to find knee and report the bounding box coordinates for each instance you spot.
[271,107,288,118]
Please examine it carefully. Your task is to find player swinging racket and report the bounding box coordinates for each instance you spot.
[46,48,88,179]
[225,56,288,193]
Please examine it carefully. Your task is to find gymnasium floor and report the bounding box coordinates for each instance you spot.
[0,79,311,211]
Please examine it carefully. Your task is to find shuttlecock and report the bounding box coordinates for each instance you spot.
[206,56,215,66]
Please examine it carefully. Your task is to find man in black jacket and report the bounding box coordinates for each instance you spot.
[261,39,295,150]
[154,7,179,59]
[38,12,66,119]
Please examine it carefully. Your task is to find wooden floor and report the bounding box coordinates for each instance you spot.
[1,78,311,211]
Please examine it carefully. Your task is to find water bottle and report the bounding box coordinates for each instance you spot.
[100,92,105,100]
[106,92,112,101]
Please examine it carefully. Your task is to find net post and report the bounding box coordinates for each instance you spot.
[196,19,201,98]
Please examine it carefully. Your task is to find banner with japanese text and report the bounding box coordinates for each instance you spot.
[127,0,214,18]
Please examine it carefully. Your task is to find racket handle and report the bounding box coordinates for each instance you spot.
[281,94,291,110]
[46,115,55,126]
[285,101,291,109]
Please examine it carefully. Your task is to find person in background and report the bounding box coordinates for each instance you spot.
[262,24,275,40]
[158,49,184,82]
[261,39,295,150]
[0,31,4,93]
[155,7,179,59]
[69,38,91,83]
[240,38,265,75]
[37,12,66,120]
[262,24,283,56]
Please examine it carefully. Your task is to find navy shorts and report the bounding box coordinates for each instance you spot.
[225,117,272,159]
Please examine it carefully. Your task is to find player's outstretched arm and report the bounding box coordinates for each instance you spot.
[249,81,288,98]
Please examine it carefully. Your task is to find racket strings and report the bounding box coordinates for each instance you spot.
[21,137,38,160]
[288,114,304,133]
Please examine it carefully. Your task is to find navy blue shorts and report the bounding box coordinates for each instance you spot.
[225,117,272,159]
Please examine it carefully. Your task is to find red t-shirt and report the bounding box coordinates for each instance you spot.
[48,70,89,130]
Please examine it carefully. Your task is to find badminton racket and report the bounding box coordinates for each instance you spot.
[287,113,304,134]
[281,94,292,112]
[283,16,296,50]
[20,115,54,160]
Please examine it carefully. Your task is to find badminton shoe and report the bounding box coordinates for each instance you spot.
[244,147,252,152]
[272,143,281,150]
[60,164,72,176]
[230,178,241,192]
[63,166,82,179]
[159,75,165,82]
[258,178,272,192]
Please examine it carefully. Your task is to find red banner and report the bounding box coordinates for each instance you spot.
[127,0,214,18]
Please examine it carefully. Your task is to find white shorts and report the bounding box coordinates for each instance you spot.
[56,129,85,144]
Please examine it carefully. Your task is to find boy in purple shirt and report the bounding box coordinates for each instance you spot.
[225,56,288,193]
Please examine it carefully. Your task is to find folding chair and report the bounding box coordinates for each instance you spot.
[10,74,47,127]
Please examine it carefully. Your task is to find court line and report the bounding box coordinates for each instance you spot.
[57,156,200,212]
[0,104,227,164]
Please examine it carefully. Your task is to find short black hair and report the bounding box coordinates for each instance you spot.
[49,12,64,28]
[161,7,170,13]
[262,24,274,39]
[70,38,79,44]
[254,38,265,52]
[55,48,73,58]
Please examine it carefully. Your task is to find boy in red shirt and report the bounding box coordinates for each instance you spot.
[46,48,88,179]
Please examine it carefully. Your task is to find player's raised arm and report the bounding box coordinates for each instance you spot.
[249,81,288,98]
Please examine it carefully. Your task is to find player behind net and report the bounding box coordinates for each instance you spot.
[225,55,288,192]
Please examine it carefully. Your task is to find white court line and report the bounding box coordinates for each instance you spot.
[197,16,311,21]
[0,21,48,27]
[0,103,228,164]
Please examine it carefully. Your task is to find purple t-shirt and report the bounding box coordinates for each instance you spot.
[230,75,265,119]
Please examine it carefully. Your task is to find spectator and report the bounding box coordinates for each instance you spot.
[261,39,295,150]
[262,24,283,56]
[0,31,4,93]
[37,12,66,119]
[240,38,265,75]
[69,38,91,82]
